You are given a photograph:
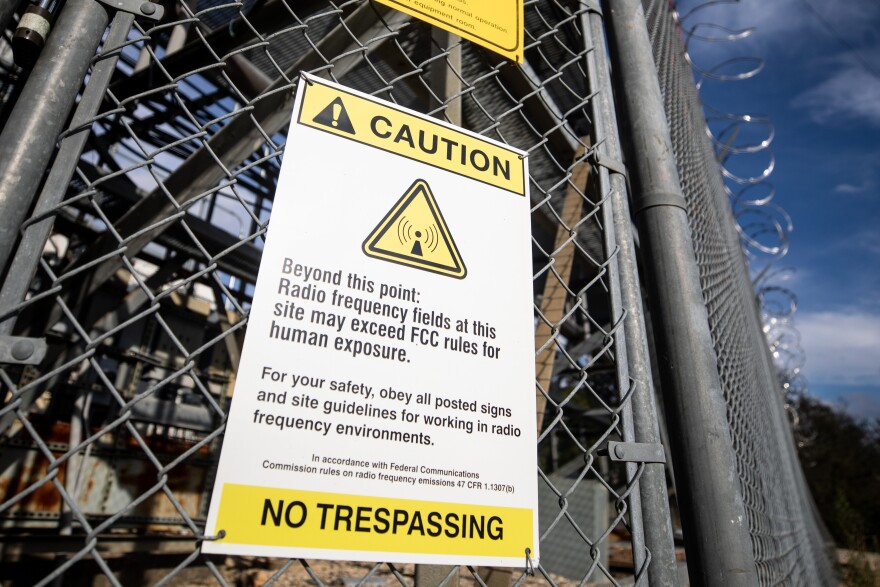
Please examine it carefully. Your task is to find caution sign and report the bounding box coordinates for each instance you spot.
[375,0,524,63]
[203,74,537,568]
[364,179,466,279]
[298,80,525,196]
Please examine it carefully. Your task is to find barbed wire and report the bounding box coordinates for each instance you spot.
[676,0,809,426]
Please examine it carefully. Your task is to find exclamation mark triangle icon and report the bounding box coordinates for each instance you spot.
[312,96,355,135]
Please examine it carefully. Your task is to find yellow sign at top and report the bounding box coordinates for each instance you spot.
[376,0,523,63]
[298,76,526,196]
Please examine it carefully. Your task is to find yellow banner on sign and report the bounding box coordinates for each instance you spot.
[297,77,526,196]
[375,0,524,63]
[212,483,534,558]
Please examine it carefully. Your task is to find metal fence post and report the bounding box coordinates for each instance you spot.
[415,29,462,587]
[0,11,134,338]
[582,9,678,586]
[0,0,109,279]
[605,0,758,584]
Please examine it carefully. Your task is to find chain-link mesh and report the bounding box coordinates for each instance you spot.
[0,1,659,585]
[641,1,836,584]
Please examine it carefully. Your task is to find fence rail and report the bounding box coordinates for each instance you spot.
[0,0,834,585]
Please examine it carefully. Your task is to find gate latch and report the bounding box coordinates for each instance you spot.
[606,441,666,464]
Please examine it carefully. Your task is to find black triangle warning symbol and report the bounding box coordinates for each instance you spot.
[312,96,355,135]
[363,179,466,279]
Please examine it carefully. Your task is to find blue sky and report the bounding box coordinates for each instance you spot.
[676,0,880,420]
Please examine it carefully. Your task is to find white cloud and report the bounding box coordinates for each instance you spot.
[796,310,880,387]
[833,150,880,198]
[851,231,880,256]
[753,265,806,288]
[679,0,804,43]
[678,0,880,49]
[791,66,880,127]
[834,182,871,194]
[825,229,880,256]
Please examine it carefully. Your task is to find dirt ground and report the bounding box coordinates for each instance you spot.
[168,558,603,587]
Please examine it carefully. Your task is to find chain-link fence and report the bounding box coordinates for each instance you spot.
[0,0,835,585]
[638,0,837,584]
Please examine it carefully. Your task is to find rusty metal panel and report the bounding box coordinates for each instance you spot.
[0,443,66,526]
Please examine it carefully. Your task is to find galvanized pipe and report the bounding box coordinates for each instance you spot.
[0,11,134,337]
[583,9,678,586]
[0,10,130,437]
[0,0,109,280]
[605,0,758,584]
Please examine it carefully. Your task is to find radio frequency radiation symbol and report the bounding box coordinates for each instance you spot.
[312,96,355,134]
[363,179,467,279]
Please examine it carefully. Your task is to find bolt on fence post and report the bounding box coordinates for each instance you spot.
[582,9,678,586]
[605,0,759,584]
[0,0,110,280]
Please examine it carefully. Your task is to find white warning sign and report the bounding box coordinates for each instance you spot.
[203,74,538,567]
